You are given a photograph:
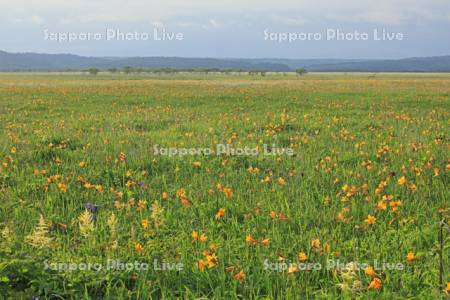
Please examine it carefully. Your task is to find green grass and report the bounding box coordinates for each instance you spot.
[0,74,449,299]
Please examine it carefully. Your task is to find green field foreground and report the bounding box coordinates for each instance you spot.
[0,74,449,299]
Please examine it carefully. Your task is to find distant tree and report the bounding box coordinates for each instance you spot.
[108,68,118,73]
[296,68,308,76]
[260,71,266,76]
[88,68,99,75]
[123,66,132,74]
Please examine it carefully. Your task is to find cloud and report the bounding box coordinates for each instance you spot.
[271,16,307,26]
[1,0,449,26]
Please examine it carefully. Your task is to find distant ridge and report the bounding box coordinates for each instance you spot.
[0,50,450,72]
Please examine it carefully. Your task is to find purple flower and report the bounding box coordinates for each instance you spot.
[84,202,98,222]
[84,202,97,214]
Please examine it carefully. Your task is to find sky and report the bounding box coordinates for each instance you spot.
[1,0,450,59]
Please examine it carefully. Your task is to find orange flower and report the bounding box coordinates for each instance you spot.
[368,278,382,290]
[376,201,387,210]
[137,200,147,210]
[118,152,126,162]
[57,183,68,193]
[215,208,226,219]
[443,282,450,296]
[269,211,277,219]
[223,187,233,199]
[365,214,376,225]
[161,192,169,200]
[180,197,192,207]
[197,260,207,272]
[233,270,245,283]
[406,252,416,262]
[260,238,270,247]
[390,200,402,212]
[176,188,192,207]
[135,243,143,253]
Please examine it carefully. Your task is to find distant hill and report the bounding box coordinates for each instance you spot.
[0,50,450,72]
[306,56,450,72]
[0,51,291,71]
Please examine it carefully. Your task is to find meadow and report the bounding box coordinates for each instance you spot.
[0,73,449,299]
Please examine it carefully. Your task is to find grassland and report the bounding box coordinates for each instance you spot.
[0,73,449,299]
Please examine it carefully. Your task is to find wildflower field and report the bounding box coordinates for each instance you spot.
[0,73,449,299]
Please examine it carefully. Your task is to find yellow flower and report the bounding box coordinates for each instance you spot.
[199,234,208,243]
[150,201,164,229]
[191,230,207,243]
[365,214,376,225]
[78,160,86,168]
[246,234,257,246]
[78,210,94,237]
[141,219,149,229]
[25,215,52,249]
[208,243,218,252]
[311,239,321,249]
[288,265,299,274]
[277,177,286,186]
[107,212,118,235]
[298,251,308,262]
[406,252,416,262]
[114,201,124,209]
[205,253,218,268]
[365,266,377,278]
[397,176,407,186]
[191,230,199,242]
[368,278,382,290]
[95,185,103,192]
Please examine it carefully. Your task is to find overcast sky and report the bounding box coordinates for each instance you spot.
[1,0,449,58]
